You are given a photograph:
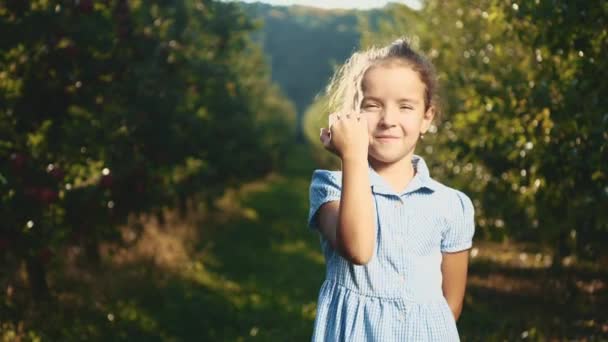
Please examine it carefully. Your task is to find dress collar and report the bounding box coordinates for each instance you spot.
[368,155,437,196]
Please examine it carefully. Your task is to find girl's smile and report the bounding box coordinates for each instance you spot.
[374,134,401,142]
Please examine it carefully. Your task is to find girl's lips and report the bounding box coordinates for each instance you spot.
[375,135,400,141]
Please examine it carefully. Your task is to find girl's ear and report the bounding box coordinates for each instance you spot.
[421,106,436,134]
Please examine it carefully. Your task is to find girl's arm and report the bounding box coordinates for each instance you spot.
[317,113,375,265]
[441,250,470,320]
[317,158,375,265]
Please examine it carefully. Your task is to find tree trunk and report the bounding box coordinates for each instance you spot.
[25,256,50,300]
[551,229,570,272]
[84,237,101,268]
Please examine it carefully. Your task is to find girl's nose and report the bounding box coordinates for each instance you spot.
[379,107,398,127]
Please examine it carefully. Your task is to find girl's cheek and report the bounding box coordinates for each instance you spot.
[367,120,380,133]
[367,120,375,131]
[402,115,423,126]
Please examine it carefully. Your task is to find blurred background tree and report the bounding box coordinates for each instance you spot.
[0,0,295,300]
[240,2,360,141]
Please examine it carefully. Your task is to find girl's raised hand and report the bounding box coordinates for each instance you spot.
[320,112,369,162]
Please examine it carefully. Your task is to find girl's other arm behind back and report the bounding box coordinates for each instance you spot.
[317,158,375,265]
[441,250,470,321]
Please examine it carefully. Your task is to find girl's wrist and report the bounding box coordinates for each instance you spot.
[340,154,368,167]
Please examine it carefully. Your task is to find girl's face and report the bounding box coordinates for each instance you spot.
[360,64,434,166]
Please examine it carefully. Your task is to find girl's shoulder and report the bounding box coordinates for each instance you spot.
[310,169,343,189]
[425,178,474,214]
[426,180,475,252]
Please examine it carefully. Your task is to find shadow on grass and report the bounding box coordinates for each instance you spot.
[459,260,608,341]
[41,154,323,341]
[198,174,325,340]
[125,160,326,340]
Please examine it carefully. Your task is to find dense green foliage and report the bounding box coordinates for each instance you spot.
[0,0,295,299]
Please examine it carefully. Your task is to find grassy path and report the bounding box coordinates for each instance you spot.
[92,146,325,341]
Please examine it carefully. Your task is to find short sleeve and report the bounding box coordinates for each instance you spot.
[308,170,342,230]
[441,190,475,253]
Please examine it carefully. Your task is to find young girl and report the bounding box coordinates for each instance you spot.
[308,39,475,341]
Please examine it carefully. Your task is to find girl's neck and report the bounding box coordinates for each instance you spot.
[369,152,416,193]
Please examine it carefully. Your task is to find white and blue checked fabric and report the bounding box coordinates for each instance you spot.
[308,155,475,341]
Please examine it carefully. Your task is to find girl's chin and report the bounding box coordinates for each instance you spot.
[368,152,410,165]
[368,145,415,164]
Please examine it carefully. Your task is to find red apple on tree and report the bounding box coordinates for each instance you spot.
[77,0,94,14]
[10,153,26,171]
[49,167,65,181]
[39,187,59,204]
[99,174,113,188]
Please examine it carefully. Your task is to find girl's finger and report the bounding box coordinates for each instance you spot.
[321,129,335,152]
[320,127,331,146]
[355,112,366,123]
[328,112,339,128]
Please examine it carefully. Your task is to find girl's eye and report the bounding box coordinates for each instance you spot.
[400,106,413,111]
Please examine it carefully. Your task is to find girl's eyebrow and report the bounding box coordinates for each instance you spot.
[363,96,420,104]
[362,96,382,102]
[397,98,420,104]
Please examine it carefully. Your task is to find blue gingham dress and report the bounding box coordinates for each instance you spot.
[307,155,475,341]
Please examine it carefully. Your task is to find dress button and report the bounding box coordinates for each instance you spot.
[398,307,407,322]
